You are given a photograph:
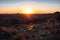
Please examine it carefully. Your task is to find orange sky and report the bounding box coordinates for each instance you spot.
[0,9,59,14]
[0,0,60,14]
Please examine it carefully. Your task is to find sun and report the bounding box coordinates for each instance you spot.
[25,8,32,14]
[24,8,33,14]
[21,8,34,14]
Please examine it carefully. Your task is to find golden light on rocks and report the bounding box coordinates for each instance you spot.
[27,24,35,30]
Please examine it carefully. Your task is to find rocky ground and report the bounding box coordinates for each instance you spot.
[0,21,60,40]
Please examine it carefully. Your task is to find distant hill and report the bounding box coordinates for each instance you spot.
[53,11,60,22]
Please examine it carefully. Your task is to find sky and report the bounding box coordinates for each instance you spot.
[0,0,60,14]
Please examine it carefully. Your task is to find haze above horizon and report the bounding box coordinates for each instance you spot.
[0,0,60,14]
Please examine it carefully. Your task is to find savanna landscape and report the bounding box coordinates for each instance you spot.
[0,12,60,40]
[0,0,60,40]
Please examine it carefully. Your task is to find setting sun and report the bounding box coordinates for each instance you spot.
[24,8,33,14]
[20,8,34,14]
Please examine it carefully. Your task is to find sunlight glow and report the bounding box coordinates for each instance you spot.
[20,8,34,14]
[27,24,35,30]
[25,8,32,14]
